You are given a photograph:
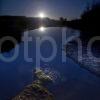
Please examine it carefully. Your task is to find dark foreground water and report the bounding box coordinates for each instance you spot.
[0,27,100,100]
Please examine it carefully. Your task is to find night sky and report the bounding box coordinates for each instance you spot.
[0,0,100,19]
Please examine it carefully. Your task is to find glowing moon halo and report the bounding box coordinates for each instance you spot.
[38,12,46,18]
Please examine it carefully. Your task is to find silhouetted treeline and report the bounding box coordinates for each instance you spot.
[59,17,67,26]
[0,15,60,31]
[67,3,100,39]
[0,16,28,32]
[0,16,60,52]
[0,16,28,52]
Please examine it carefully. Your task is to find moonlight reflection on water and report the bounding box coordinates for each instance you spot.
[39,26,46,32]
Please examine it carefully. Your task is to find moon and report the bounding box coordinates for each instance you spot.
[38,12,46,18]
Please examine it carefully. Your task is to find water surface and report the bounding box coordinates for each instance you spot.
[0,27,100,100]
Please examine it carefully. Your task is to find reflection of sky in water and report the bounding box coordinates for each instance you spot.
[0,27,100,100]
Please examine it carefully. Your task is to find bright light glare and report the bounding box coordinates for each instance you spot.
[39,12,45,18]
[39,26,46,32]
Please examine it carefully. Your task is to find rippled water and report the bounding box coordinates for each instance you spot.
[0,27,100,100]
